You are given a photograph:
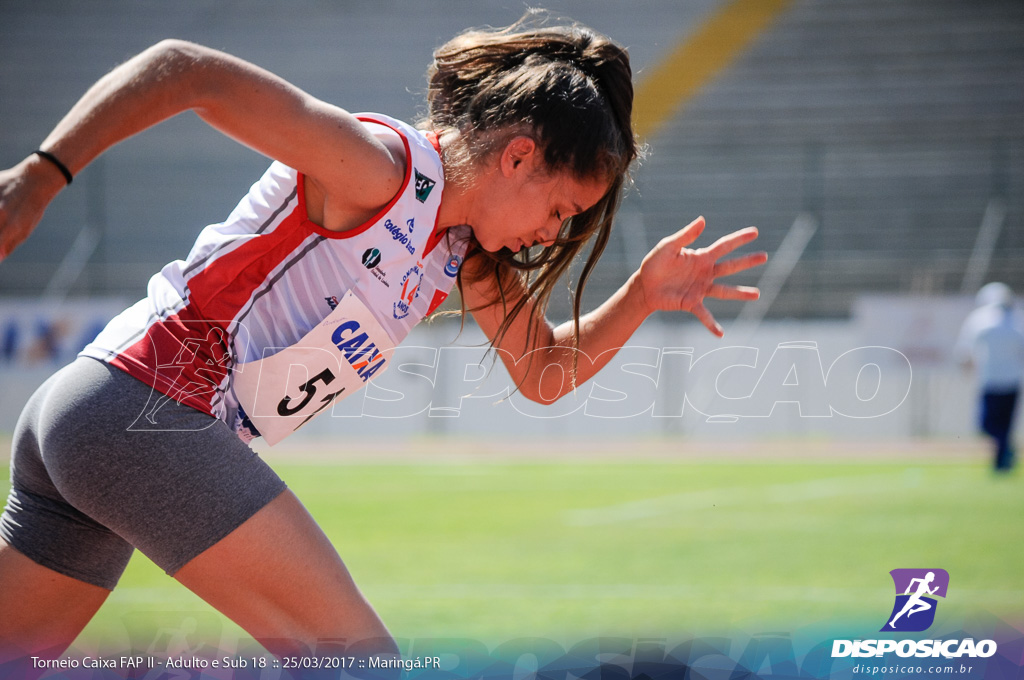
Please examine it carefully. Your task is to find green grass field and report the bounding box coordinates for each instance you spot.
[2,437,1022,653]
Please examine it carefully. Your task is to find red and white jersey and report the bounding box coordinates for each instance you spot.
[81,114,469,430]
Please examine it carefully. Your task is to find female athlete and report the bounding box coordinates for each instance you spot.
[0,18,765,668]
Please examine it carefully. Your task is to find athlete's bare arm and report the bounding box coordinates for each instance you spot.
[463,216,765,403]
[0,40,403,258]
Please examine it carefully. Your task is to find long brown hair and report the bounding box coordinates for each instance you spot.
[424,13,639,363]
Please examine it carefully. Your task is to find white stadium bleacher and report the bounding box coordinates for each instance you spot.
[1,0,1021,321]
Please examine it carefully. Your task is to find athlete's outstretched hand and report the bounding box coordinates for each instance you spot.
[635,216,767,337]
[0,156,66,261]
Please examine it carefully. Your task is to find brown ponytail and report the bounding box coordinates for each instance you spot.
[424,13,640,369]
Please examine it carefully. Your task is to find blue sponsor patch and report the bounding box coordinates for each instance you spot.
[444,254,463,277]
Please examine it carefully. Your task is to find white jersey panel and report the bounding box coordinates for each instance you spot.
[81,113,470,434]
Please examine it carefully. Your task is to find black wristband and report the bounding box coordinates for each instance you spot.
[34,149,74,185]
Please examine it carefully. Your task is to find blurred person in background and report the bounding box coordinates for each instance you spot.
[956,282,1024,473]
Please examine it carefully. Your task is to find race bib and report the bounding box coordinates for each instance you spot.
[232,290,394,445]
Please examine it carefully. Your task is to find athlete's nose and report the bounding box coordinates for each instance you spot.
[534,224,557,248]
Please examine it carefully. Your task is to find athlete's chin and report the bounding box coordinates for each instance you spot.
[478,235,509,254]
[490,242,522,258]
[474,229,524,255]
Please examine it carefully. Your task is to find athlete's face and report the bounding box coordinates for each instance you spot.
[470,137,609,254]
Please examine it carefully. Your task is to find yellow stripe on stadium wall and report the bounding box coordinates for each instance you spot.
[633,0,795,140]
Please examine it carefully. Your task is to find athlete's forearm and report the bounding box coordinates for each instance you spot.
[38,40,206,177]
[524,271,652,403]
[0,42,209,260]
[6,40,400,258]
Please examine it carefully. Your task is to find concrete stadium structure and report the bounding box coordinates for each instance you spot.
[1,1,1021,442]
[1,0,1021,317]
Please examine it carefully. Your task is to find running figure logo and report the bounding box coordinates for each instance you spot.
[881,568,949,632]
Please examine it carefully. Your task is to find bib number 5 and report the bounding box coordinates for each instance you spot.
[276,368,345,426]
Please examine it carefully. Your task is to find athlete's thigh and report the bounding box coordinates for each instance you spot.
[173,489,395,658]
[0,540,111,664]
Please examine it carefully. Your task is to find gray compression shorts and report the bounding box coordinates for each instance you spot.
[0,356,287,590]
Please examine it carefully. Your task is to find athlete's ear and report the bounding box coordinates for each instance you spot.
[500,136,538,177]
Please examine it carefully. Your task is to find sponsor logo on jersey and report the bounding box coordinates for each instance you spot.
[330,320,387,382]
[234,405,261,441]
[362,248,382,269]
[444,254,463,277]
[361,247,390,287]
[393,263,424,320]
[414,169,436,203]
[384,218,416,255]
